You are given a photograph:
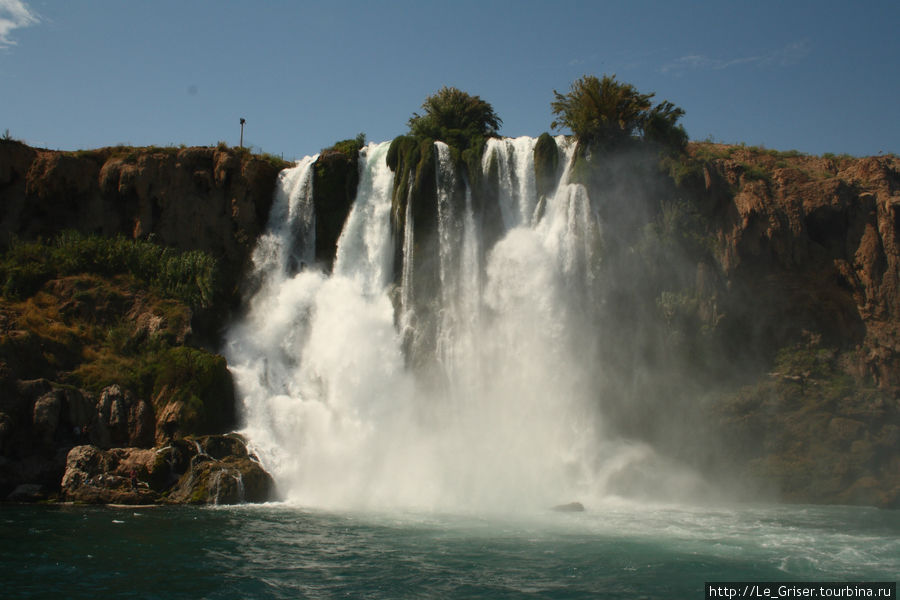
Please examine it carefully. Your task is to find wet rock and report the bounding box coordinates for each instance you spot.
[7,483,48,502]
[198,433,249,460]
[552,501,585,512]
[60,436,275,505]
[166,435,273,505]
[166,454,274,505]
[61,445,161,505]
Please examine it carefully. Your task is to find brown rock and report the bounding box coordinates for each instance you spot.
[60,435,274,505]
[0,142,284,304]
[94,385,155,448]
[61,445,161,504]
[167,454,274,505]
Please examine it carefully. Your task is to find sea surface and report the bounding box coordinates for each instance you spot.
[2,501,898,599]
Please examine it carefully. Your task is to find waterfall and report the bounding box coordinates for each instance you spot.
[482,136,538,228]
[226,136,699,511]
[251,154,318,282]
[210,468,245,505]
[333,142,395,295]
[434,142,481,380]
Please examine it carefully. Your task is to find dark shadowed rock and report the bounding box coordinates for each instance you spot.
[167,455,274,505]
[0,141,285,305]
[94,385,155,449]
[32,392,62,445]
[7,483,48,502]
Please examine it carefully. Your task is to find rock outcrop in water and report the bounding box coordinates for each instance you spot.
[1,136,898,508]
[60,434,273,505]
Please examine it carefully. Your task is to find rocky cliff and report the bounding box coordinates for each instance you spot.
[0,140,285,504]
[0,140,286,312]
[685,146,900,507]
[696,147,899,386]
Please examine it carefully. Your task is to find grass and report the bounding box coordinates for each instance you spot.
[324,133,366,157]
[60,142,291,171]
[0,231,221,310]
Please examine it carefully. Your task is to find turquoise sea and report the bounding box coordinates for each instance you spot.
[2,501,898,599]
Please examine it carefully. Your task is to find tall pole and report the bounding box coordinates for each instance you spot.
[239,118,246,149]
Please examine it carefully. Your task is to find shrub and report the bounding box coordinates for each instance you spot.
[153,346,235,433]
[327,133,367,157]
[0,232,220,309]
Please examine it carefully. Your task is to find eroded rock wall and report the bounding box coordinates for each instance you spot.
[0,141,284,296]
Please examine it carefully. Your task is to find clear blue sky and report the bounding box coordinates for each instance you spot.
[2,0,898,160]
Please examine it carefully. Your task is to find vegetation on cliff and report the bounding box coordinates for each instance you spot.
[551,74,688,152]
[408,86,501,154]
[0,234,236,434]
[716,334,899,508]
[0,141,280,503]
[0,231,220,309]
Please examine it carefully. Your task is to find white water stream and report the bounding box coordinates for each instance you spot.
[226,138,703,511]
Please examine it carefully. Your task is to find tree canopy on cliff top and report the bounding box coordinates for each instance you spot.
[408,86,502,151]
[551,74,687,151]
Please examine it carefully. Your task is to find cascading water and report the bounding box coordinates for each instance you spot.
[482,136,540,228]
[226,137,703,512]
[251,153,318,281]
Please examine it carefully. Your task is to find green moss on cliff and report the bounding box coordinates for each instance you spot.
[533,133,560,201]
[387,135,438,249]
[153,346,235,434]
[713,334,899,507]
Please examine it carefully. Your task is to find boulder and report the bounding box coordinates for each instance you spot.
[551,501,585,512]
[61,445,161,504]
[166,454,274,505]
[60,435,275,505]
[7,483,48,502]
[165,434,273,505]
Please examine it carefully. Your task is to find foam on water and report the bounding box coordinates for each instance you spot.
[5,503,899,598]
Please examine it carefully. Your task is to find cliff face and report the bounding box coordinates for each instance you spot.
[0,141,285,299]
[688,146,900,507]
[0,140,287,505]
[699,148,899,388]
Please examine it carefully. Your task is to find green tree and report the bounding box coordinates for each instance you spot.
[408,86,502,151]
[641,100,688,151]
[551,75,687,151]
